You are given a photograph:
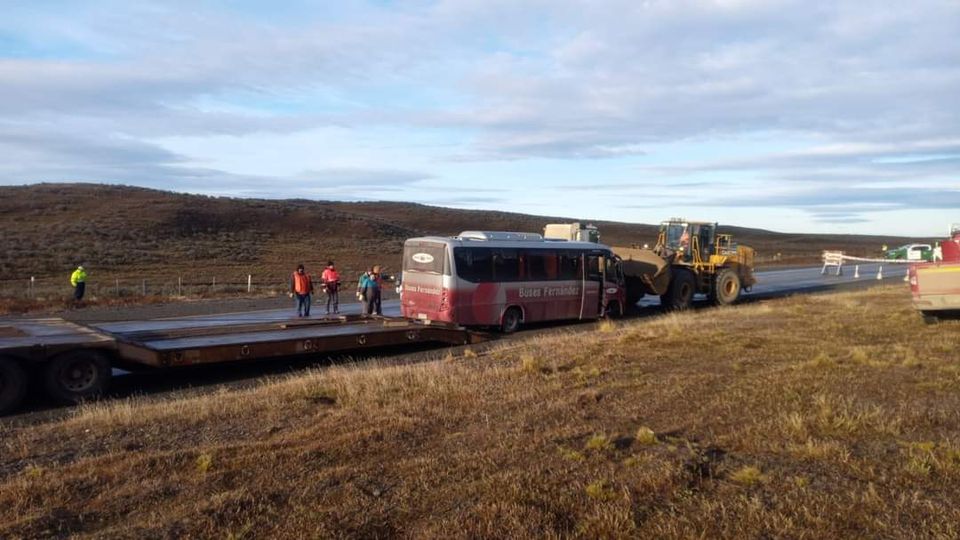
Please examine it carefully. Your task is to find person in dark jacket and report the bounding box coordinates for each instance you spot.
[358,265,388,316]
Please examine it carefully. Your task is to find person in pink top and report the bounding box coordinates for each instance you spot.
[321,261,341,314]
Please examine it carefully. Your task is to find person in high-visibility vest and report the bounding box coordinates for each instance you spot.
[70,265,87,303]
[289,264,314,317]
[321,261,341,315]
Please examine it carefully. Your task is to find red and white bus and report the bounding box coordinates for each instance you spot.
[400,231,626,332]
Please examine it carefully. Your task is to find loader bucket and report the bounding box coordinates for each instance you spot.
[615,247,671,296]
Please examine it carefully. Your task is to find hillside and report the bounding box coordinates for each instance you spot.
[0,183,914,296]
[1,287,958,537]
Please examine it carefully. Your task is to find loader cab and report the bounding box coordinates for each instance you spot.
[659,219,717,263]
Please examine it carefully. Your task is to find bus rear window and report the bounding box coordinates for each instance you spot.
[403,242,448,274]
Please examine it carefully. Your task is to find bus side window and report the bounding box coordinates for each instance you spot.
[526,251,556,281]
[454,247,494,282]
[493,249,520,282]
[586,255,601,280]
[558,251,581,280]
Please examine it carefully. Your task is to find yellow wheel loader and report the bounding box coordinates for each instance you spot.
[545,219,756,311]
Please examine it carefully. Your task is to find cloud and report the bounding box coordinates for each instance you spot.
[696,186,960,224]
[295,168,430,186]
[0,0,957,235]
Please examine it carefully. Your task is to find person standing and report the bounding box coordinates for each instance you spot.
[290,264,314,317]
[70,265,87,304]
[321,261,341,315]
[357,267,373,316]
[358,265,387,316]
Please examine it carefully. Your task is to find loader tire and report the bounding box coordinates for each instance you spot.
[44,350,112,405]
[710,268,741,306]
[0,357,28,416]
[661,269,695,311]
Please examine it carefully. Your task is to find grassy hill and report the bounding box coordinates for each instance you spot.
[1,286,958,537]
[0,183,915,299]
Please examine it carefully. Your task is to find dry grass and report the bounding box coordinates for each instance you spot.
[1,286,959,538]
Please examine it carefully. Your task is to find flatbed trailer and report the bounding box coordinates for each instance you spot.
[0,314,485,415]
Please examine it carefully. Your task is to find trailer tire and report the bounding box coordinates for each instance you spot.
[710,268,741,306]
[500,307,523,334]
[661,269,696,311]
[43,350,112,405]
[0,357,28,416]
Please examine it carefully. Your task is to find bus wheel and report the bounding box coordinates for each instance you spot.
[709,268,741,306]
[661,269,695,311]
[43,350,112,405]
[604,301,622,318]
[501,307,523,334]
[0,357,28,416]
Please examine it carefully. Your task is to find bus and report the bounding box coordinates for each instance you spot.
[400,231,626,332]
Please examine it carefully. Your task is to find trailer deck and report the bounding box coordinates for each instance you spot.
[0,318,116,359]
[0,312,486,415]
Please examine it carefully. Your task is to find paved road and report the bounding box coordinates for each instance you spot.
[751,262,907,296]
[635,262,906,307]
[92,262,908,332]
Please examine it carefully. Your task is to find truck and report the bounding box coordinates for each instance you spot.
[544,219,757,310]
[909,224,960,322]
[0,314,484,416]
[886,243,934,262]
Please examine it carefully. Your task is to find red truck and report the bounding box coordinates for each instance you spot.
[909,226,960,322]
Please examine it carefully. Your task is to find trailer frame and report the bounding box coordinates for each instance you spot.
[1,314,486,415]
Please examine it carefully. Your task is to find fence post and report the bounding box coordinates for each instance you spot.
[142,279,146,296]
[30,276,35,298]
[115,278,120,297]
[212,276,216,288]
[247,274,252,293]
[178,275,182,296]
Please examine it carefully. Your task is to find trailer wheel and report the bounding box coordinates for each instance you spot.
[710,268,741,306]
[0,357,28,416]
[661,269,695,310]
[501,307,523,334]
[43,350,112,405]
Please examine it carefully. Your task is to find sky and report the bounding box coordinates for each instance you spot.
[0,0,958,236]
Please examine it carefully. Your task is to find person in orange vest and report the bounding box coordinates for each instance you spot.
[289,263,314,317]
[321,260,341,315]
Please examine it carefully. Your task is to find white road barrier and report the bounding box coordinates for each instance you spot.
[821,251,845,276]
[821,251,914,276]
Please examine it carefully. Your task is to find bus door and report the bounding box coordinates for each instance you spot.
[599,254,609,316]
[601,255,624,316]
[580,254,603,319]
